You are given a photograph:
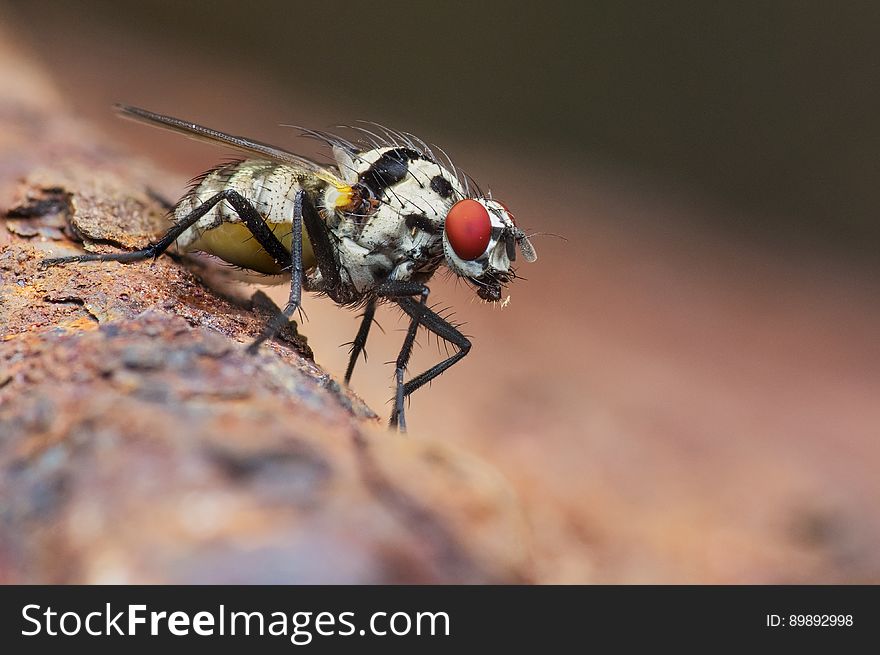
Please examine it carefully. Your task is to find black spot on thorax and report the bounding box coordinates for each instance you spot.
[404,213,440,235]
[430,175,454,198]
[359,148,422,197]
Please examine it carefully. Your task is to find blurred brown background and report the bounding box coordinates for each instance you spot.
[2,0,878,582]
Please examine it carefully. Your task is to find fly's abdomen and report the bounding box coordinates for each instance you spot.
[174,159,318,274]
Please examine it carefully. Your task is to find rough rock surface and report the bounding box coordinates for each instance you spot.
[0,33,531,584]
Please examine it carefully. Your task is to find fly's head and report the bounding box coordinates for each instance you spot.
[442,198,537,302]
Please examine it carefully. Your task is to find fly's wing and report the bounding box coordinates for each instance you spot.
[115,104,346,187]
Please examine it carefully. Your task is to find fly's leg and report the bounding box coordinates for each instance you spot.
[296,189,342,291]
[392,292,427,433]
[40,190,290,267]
[246,189,342,352]
[372,280,472,432]
[344,298,377,384]
[246,193,304,353]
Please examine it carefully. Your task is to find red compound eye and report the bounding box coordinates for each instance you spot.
[445,199,492,260]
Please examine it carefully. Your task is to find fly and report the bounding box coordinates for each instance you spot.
[41,105,538,431]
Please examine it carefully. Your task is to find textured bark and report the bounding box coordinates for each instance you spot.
[0,32,531,583]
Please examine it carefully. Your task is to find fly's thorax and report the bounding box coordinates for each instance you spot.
[328,146,465,283]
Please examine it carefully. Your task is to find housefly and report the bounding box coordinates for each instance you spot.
[42,105,538,431]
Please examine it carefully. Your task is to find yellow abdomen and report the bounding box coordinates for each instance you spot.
[189,222,316,275]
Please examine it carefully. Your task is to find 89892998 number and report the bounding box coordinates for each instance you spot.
[789,615,853,627]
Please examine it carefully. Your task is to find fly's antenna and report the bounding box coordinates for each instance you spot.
[524,231,567,242]
[515,231,538,262]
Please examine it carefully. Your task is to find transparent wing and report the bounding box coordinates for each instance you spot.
[115,104,343,184]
